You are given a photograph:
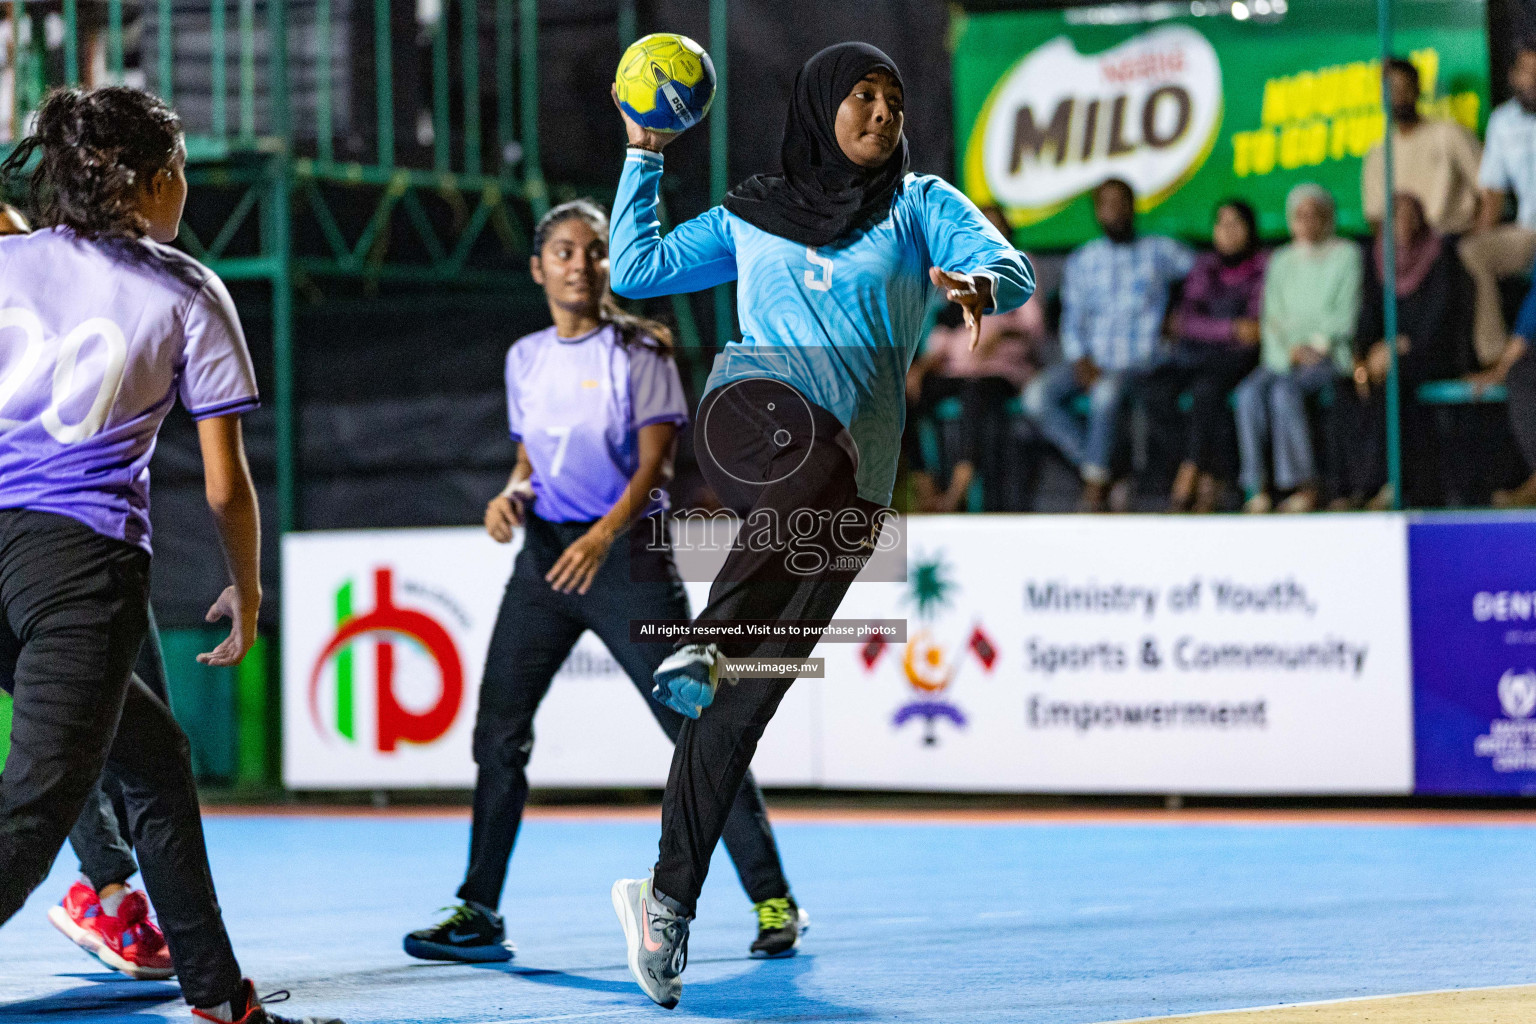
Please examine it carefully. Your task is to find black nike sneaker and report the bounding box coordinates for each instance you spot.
[403,902,515,962]
[749,896,808,958]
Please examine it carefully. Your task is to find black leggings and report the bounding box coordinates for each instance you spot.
[1140,344,1257,479]
[903,373,1016,482]
[458,510,789,910]
[653,380,881,914]
[68,603,169,891]
[0,509,242,1009]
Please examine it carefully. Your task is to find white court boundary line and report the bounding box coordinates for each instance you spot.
[1105,981,1536,1022]
[478,1011,632,1024]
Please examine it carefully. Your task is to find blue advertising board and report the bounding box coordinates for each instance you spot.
[1410,515,1536,795]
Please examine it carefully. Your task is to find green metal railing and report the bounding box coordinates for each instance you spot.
[1,0,566,534]
[1,0,735,784]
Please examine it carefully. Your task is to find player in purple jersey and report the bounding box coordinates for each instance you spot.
[403,199,806,965]
[0,196,181,981]
[0,87,340,1024]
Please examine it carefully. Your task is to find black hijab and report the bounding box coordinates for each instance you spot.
[723,42,910,248]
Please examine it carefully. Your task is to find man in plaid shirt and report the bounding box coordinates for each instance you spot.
[1023,179,1195,511]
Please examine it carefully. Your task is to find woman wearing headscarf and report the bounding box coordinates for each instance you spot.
[1235,183,1362,513]
[1334,193,1457,509]
[1140,200,1267,513]
[605,42,1034,1008]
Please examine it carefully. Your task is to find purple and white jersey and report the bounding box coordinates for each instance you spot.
[506,322,688,522]
[0,227,259,551]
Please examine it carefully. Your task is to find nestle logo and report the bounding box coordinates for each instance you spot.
[1099,48,1186,85]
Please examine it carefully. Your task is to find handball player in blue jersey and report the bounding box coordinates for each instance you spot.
[606,43,1035,1007]
[0,87,339,1024]
[402,199,805,964]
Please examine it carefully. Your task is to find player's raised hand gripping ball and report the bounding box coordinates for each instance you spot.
[614,33,716,135]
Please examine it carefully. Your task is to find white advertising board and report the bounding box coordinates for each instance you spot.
[280,527,815,789]
[284,515,1413,794]
[817,515,1414,794]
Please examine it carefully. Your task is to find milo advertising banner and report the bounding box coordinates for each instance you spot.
[954,1,1489,248]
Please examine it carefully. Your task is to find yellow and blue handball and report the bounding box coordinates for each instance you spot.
[614,33,716,133]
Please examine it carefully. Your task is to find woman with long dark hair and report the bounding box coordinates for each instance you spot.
[0,86,338,1024]
[1141,200,1267,512]
[402,199,805,965]
[606,42,1034,1007]
[0,196,182,983]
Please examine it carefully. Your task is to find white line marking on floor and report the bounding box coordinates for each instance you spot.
[1104,982,1536,1023]
[478,1011,632,1024]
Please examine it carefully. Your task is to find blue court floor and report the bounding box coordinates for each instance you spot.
[1,811,1534,1023]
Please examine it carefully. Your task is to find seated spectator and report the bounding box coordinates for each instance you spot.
[1461,38,1536,370]
[1023,178,1194,512]
[1140,200,1265,513]
[1361,58,1481,238]
[1236,183,1362,514]
[1477,258,1536,508]
[905,244,1045,511]
[1333,194,1457,510]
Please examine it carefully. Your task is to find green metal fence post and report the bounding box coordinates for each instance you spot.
[518,0,548,215]
[158,0,174,102]
[615,0,702,370]
[710,0,730,349]
[1378,0,1402,509]
[271,0,296,535]
[62,0,79,85]
[107,0,123,81]
[433,6,450,171]
[374,0,394,167]
[239,0,256,140]
[496,0,514,171]
[315,0,333,162]
[461,0,482,174]
[235,636,269,788]
[25,8,44,110]
[617,0,637,48]
[211,0,228,138]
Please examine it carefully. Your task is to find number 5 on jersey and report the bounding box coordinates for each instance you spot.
[804,247,833,292]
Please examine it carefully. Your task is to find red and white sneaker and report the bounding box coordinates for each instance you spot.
[190,978,346,1023]
[48,882,175,980]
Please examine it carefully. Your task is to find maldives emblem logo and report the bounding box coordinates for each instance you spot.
[307,567,465,752]
[859,551,997,746]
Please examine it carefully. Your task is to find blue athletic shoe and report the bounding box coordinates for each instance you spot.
[652,644,721,719]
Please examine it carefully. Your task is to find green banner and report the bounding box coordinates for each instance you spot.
[954,1,1489,249]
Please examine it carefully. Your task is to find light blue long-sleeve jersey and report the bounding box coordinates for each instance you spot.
[611,148,1035,506]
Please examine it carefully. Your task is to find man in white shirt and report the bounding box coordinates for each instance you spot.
[1461,40,1536,367]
